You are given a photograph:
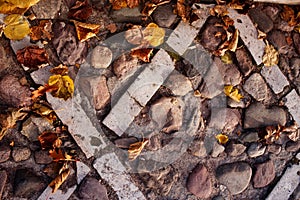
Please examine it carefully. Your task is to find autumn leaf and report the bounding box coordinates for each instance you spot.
[176,0,189,22]
[224,85,243,102]
[110,0,127,10]
[30,20,52,41]
[48,75,74,100]
[38,131,62,149]
[3,14,30,40]
[68,0,92,20]
[128,139,148,161]
[49,149,73,162]
[49,162,70,193]
[0,0,40,14]
[262,43,279,67]
[31,102,54,116]
[71,20,101,42]
[228,29,239,52]
[131,48,153,62]
[50,64,69,75]
[31,84,58,100]
[143,23,165,47]
[16,45,48,68]
[221,51,233,64]
[280,5,298,27]
[216,133,229,144]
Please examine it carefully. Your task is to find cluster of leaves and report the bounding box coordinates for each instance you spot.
[224,85,243,102]
[260,124,298,144]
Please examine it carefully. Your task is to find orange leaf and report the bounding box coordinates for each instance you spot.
[30,20,52,41]
[16,45,49,68]
[130,48,153,62]
[71,20,101,42]
[49,162,70,193]
[49,149,73,162]
[128,139,148,160]
[38,131,62,149]
[31,84,58,100]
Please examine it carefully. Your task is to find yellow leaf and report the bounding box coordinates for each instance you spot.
[0,0,40,14]
[143,23,165,47]
[262,43,279,67]
[48,75,74,100]
[216,133,229,144]
[49,162,70,193]
[3,14,30,40]
[224,85,243,102]
[221,51,233,64]
[71,20,101,42]
[128,139,148,161]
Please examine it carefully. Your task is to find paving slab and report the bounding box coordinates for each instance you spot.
[285,90,300,127]
[93,153,146,200]
[37,185,77,200]
[76,162,90,184]
[266,153,300,200]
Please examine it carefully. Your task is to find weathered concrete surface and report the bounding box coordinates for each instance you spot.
[37,185,76,200]
[285,90,300,127]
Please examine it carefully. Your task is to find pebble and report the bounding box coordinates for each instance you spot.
[247,143,266,158]
[190,141,207,158]
[12,147,31,162]
[216,162,252,195]
[21,118,39,142]
[267,144,282,155]
[243,73,269,101]
[211,143,225,158]
[214,57,242,86]
[285,140,300,152]
[34,150,53,164]
[153,4,177,28]
[31,0,62,19]
[241,132,259,143]
[0,170,7,199]
[164,71,193,96]
[253,160,275,188]
[235,47,256,76]
[209,108,241,133]
[113,54,139,78]
[14,169,46,198]
[244,102,287,129]
[187,164,212,198]
[226,143,246,157]
[91,46,113,69]
[0,145,11,163]
[79,177,109,200]
[90,76,111,110]
[248,8,274,33]
[267,30,287,50]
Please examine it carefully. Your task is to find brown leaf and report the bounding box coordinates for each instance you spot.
[30,20,52,41]
[49,149,73,162]
[126,0,140,8]
[16,46,48,68]
[31,84,58,100]
[228,29,239,52]
[176,0,189,22]
[110,0,127,10]
[38,131,62,149]
[68,0,92,20]
[49,162,70,193]
[50,64,69,75]
[142,2,157,16]
[210,5,228,17]
[131,48,153,62]
[128,139,149,160]
[71,20,101,42]
[281,6,298,26]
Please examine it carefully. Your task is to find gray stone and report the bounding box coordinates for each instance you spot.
[216,162,252,195]
[153,4,177,28]
[30,65,52,85]
[243,73,268,101]
[266,153,300,200]
[38,185,76,200]
[241,132,259,143]
[226,143,246,157]
[249,8,274,33]
[247,143,266,158]
[187,164,212,198]
[190,141,207,158]
[164,71,193,96]
[0,145,11,163]
[0,170,7,200]
[253,160,275,188]
[289,58,300,91]
[31,0,62,19]
[211,143,225,158]
[214,57,242,86]
[260,65,289,94]
[76,162,90,184]
[285,90,300,127]
[90,76,111,110]
[235,47,256,76]
[21,118,40,142]
[285,140,300,152]
[79,177,109,200]
[267,144,282,155]
[12,147,31,162]
[34,150,52,164]
[244,102,287,129]
[111,7,142,23]
[91,46,113,69]
[209,108,241,133]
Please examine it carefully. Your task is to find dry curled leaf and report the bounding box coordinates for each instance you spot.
[110,0,140,10]
[224,85,243,102]
[262,43,279,67]
[143,23,165,47]
[71,20,101,42]
[210,5,228,17]
[128,139,148,160]
[216,133,229,144]
[49,149,73,162]
[38,131,62,149]
[49,162,70,193]
[30,20,52,41]
[68,0,92,20]
[16,45,48,68]
[176,0,189,22]
[228,29,239,52]
[48,75,74,100]
[0,0,40,14]
[3,14,30,40]
[281,5,298,27]
[131,48,153,62]
[221,51,233,64]
[31,84,58,100]
[50,64,69,75]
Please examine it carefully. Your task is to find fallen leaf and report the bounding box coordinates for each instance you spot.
[68,0,92,20]
[257,29,267,40]
[262,43,279,67]
[31,102,54,116]
[221,51,233,64]
[143,23,165,47]
[31,84,58,100]
[50,64,69,75]
[16,45,48,68]
[48,75,74,100]
[210,5,228,17]
[128,139,148,160]
[0,0,40,14]
[110,0,127,10]
[131,48,153,62]
[49,162,70,193]
[224,85,243,102]
[49,149,73,162]
[71,20,101,42]
[126,0,140,8]
[38,131,62,149]
[216,133,229,144]
[281,5,298,26]
[176,0,189,22]
[30,20,52,41]
[142,2,157,16]
[3,14,30,40]
[228,29,239,52]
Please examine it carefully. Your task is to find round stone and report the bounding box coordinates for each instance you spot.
[253,160,275,188]
[91,46,113,69]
